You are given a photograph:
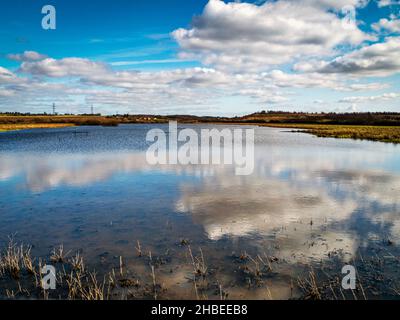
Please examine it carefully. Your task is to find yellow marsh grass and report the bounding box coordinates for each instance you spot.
[262,124,400,144]
[0,123,75,132]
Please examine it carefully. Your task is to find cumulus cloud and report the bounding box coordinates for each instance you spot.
[292,0,370,9]
[7,51,47,62]
[339,92,400,103]
[294,37,400,76]
[20,58,110,78]
[251,70,387,92]
[377,0,400,7]
[172,0,374,71]
[4,52,395,114]
[237,88,289,104]
[0,66,22,93]
[0,66,15,80]
[0,88,15,97]
[3,58,237,112]
[19,57,228,89]
[372,17,400,33]
[264,70,342,90]
[17,56,386,93]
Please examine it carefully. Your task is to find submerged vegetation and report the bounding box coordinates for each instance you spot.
[1,237,399,300]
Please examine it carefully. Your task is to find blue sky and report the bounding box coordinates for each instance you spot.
[0,0,400,115]
[0,0,207,70]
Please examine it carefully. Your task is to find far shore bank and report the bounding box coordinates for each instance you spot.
[1,112,400,143]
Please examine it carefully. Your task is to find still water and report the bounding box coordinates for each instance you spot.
[1,124,400,299]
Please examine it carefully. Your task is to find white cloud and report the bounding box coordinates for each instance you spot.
[4,60,236,111]
[377,0,400,7]
[265,70,339,89]
[17,56,388,93]
[254,70,387,92]
[372,17,400,33]
[294,0,370,9]
[0,88,15,97]
[20,58,110,78]
[345,82,389,91]
[110,59,184,66]
[4,52,395,114]
[294,37,400,76]
[7,51,48,62]
[339,92,400,103]
[172,0,374,71]
[0,66,25,92]
[0,66,16,83]
[237,88,289,104]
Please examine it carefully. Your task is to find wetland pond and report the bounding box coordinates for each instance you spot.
[1,124,400,299]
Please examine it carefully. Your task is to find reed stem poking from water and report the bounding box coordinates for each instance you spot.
[136,240,142,257]
[1,239,21,279]
[21,246,35,276]
[119,256,124,277]
[187,246,209,300]
[187,246,208,278]
[70,252,85,273]
[352,258,367,301]
[297,269,321,300]
[265,281,273,300]
[51,245,67,263]
[151,265,157,300]
[217,281,229,301]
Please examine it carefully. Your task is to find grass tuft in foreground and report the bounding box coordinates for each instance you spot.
[1,238,400,300]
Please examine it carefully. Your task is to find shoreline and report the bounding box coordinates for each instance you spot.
[1,114,400,144]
